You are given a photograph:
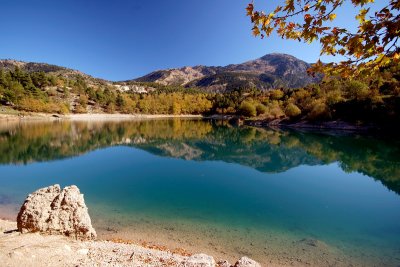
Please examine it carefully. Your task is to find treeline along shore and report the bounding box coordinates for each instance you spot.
[0,58,399,130]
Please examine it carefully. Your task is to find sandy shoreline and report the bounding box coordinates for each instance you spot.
[0,219,260,267]
[0,112,203,122]
[0,219,198,267]
[1,211,393,267]
[0,112,389,133]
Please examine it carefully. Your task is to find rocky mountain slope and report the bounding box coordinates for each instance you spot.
[1,53,320,93]
[0,59,154,94]
[0,59,91,80]
[134,53,321,91]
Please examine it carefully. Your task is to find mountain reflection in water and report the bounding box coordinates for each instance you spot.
[0,119,399,194]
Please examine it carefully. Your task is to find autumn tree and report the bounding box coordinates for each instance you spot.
[239,101,257,117]
[247,0,400,77]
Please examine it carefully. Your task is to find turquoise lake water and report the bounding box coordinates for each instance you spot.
[0,119,399,266]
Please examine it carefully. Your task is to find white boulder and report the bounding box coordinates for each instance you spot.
[17,184,96,240]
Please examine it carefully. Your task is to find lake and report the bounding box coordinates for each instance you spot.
[0,119,399,266]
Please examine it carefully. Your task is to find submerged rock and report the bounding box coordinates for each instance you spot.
[185,253,216,267]
[234,256,261,267]
[17,184,96,240]
[217,260,232,267]
[298,238,329,250]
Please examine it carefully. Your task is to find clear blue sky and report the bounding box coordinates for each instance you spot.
[0,0,375,81]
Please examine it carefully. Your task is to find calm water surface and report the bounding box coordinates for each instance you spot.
[0,119,399,266]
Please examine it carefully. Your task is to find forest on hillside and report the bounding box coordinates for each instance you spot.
[0,63,399,128]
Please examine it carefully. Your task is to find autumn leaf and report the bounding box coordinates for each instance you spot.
[246,0,400,77]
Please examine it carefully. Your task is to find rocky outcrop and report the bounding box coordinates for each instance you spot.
[17,184,96,240]
[135,66,220,86]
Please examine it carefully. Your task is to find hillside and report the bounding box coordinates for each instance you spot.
[134,53,321,91]
[0,59,156,93]
[1,56,398,128]
[0,54,321,114]
[1,53,320,93]
[0,59,94,80]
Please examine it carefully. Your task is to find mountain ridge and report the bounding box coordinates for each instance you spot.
[1,53,321,92]
[133,53,321,91]
[0,59,90,79]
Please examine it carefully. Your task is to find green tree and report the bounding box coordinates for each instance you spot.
[5,81,25,104]
[0,70,5,86]
[31,72,48,88]
[116,93,125,108]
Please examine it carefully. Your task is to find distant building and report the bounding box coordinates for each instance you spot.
[114,84,154,94]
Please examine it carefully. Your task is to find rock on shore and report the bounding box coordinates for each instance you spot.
[234,256,262,267]
[1,219,262,267]
[17,184,96,240]
[2,185,263,266]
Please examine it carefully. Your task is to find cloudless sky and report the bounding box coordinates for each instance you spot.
[0,0,379,81]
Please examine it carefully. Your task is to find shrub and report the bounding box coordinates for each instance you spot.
[105,103,116,113]
[326,90,344,105]
[17,98,65,114]
[239,101,257,117]
[270,89,284,100]
[59,103,70,114]
[307,99,330,120]
[266,101,285,119]
[255,103,267,115]
[170,102,182,114]
[345,80,370,101]
[79,94,88,108]
[74,105,87,114]
[285,103,302,117]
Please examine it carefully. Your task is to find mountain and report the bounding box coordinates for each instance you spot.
[134,53,321,91]
[0,59,112,87]
[1,53,320,92]
[135,66,221,86]
[0,59,151,93]
[0,59,88,79]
